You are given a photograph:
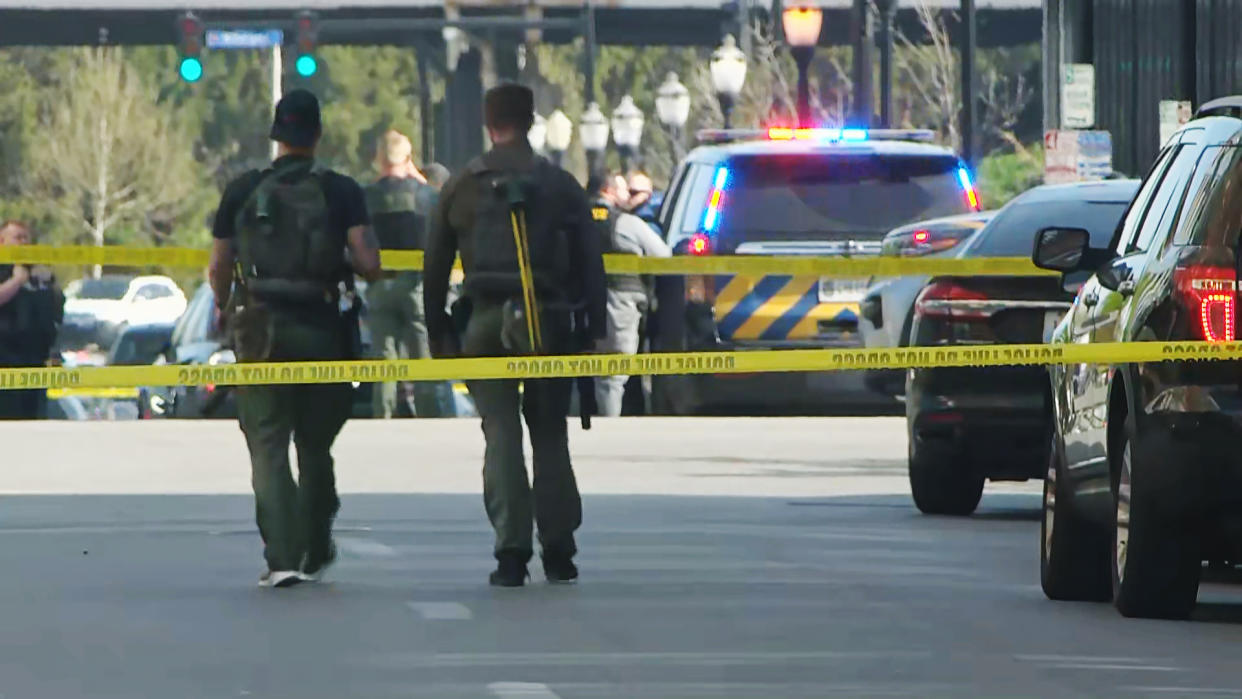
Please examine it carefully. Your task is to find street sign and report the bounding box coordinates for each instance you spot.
[1044,129,1112,184]
[206,29,284,50]
[1061,64,1095,129]
[1158,100,1193,145]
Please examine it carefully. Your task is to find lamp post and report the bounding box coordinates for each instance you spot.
[546,109,573,167]
[611,95,645,173]
[579,101,610,177]
[656,71,691,164]
[783,5,823,129]
[709,34,747,129]
[528,113,548,153]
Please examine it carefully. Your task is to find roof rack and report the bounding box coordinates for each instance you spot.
[696,127,937,144]
[1194,96,1242,120]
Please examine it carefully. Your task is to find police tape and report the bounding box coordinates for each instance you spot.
[0,245,1054,278]
[3,341,1242,391]
[46,387,140,399]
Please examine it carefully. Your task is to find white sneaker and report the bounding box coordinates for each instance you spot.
[258,570,303,589]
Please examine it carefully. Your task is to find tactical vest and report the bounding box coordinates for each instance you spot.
[590,198,645,294]
[365,176,426,251]
[465,156,573,302]
[234,160,345,302]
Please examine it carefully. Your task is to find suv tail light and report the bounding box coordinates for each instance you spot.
[914,280,991,321]
[1174,265,1236,342]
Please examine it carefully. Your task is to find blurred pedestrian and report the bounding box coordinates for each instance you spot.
[0,221,64,420]
[425,83,608,587]
[209,89,381,588]
[365,130,441,418]
[589,175,671,416]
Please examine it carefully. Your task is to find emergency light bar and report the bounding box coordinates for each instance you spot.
[696,127,937,144]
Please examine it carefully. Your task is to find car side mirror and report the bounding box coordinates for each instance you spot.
[1032,227,1091,272]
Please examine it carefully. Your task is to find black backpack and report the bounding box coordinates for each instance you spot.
[465,157,572,301]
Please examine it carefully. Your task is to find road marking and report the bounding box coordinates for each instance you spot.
[406,602,472,620]
[1016,654,1167,663]
[335,537,397,558]
[1048,664,1181,672]
[375,650,931,668]
[1120,688,1242,695]
[487,682,561,699]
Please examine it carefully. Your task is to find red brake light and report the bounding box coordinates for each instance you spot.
[915,280,991,321]
[912,230,931,245]
[689,233,711,256]
[1174,265,1237,342]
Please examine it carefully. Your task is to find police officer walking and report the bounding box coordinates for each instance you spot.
[589,174,670,416]
[365,130,439,418]
[209,89,381,588]
[425,84,607,587]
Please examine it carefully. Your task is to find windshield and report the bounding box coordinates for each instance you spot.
[709,153,972,243]
[108,327,172,366]
[963,199,1129,257]
[74,277,131,300]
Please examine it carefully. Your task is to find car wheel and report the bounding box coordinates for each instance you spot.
[1041,431,1111,601]
[908,438,984,516]
[1111,424,1200,619]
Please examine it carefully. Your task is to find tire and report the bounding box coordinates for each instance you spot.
[908,438,984,516]
[1111,423,1200,619]
[1041,432,1111,601]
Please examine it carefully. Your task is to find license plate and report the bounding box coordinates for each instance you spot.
[818,277,869,303]
[1043,310,1064,341]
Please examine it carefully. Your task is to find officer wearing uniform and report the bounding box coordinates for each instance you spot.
[0,221,64,420]
[364,130,439,418]
[425,84,607,587]
[589,175,670,416]
[209,89,382,589]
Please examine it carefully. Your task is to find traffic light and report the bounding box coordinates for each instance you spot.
[176,12,204,83]
[294,11,319,78]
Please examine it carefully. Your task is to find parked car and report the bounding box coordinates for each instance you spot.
[649,127,982,415]
[905,179,1139,516]
[1036,111,1242,619]
[107,322,174,366]
[859,211,995,398]
[61,275,186,350]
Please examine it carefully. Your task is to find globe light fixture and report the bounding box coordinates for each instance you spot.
[710,34,747,128]
[783,5,824,128]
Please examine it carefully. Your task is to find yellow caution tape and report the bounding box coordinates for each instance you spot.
[46,387,140,399]
[2,342,1240,391]
[0,245,1052,278]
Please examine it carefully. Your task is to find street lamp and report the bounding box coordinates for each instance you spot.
[710,34,747,129]
[546,109,573,166]
[656,71,691,163]
[783,5,824,128]
[611,95,645,173]
[579,101,610,177]
[528,113,548,153]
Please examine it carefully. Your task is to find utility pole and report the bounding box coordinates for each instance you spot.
[960,0,978,167]
[876,0,898,128]
[851,0,875,128]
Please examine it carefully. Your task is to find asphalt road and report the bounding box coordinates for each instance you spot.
[3,418,1242,698]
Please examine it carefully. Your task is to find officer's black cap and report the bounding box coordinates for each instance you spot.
[270,89,323,148]
[484,83,535,132]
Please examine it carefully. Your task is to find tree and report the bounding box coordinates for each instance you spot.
[27,48,211,276]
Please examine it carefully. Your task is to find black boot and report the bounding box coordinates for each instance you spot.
[489,552,529,588]
[542,550,579,584]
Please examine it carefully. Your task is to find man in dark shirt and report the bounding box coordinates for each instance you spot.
[0,221,63,420]
[209,89,381,589]
[424,83,607,587]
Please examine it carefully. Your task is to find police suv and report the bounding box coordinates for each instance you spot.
[649,127,981,414]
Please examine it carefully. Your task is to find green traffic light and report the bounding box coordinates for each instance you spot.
[179,57,203,83]
[295,54,318,77]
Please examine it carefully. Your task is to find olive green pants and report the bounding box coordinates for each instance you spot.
[366,273,439,418]
[463,300,581,562]
[236,312,352,573]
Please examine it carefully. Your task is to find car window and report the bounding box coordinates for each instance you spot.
[1131,145,1199,253]
[1112,146,1176,254]
[171,285,211,348]
[658,163,690,235]
[76,277,131,300]
[135,285,163,301]
[1180,146,1242,248]
[715,153,971,243]
[669,164,716,245]
[963,198,1130,257]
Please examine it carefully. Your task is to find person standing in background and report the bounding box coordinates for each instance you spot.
[0,221,64,420]
[364,130,441,418]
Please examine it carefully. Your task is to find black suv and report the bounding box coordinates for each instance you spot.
[1035,110,1242,619]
